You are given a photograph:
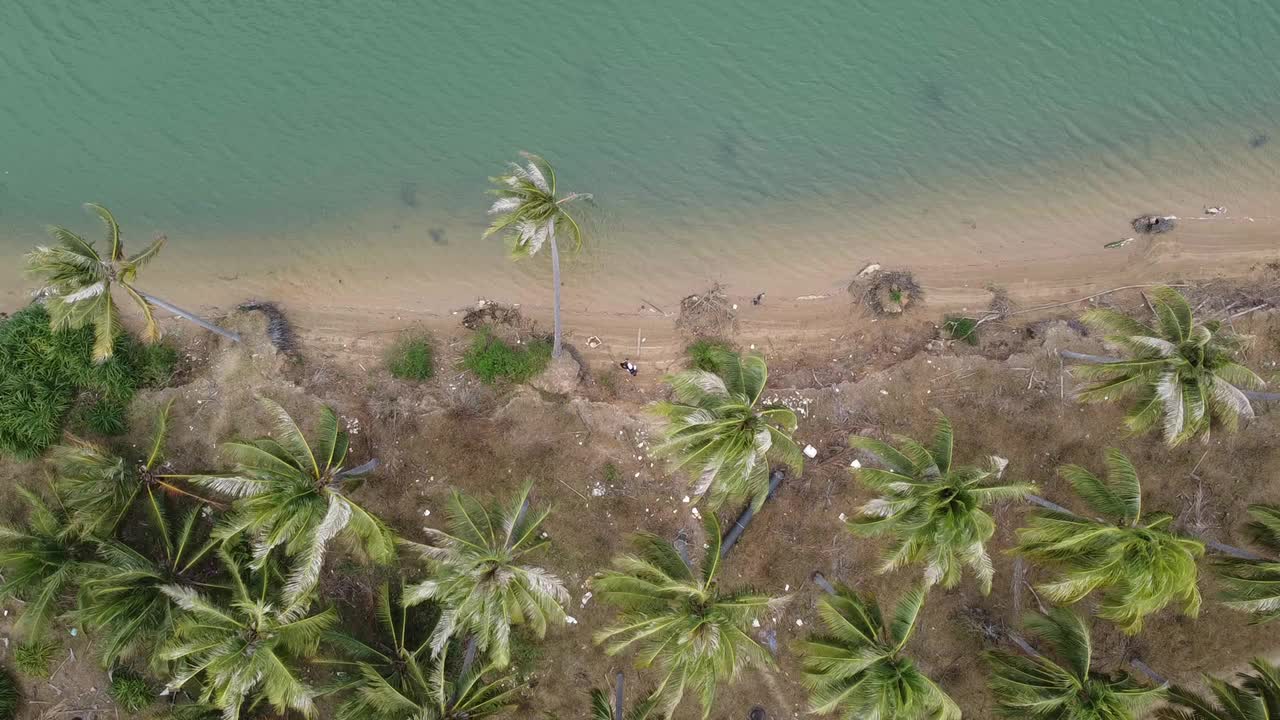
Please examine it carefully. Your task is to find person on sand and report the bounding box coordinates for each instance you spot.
[620,360,638,376]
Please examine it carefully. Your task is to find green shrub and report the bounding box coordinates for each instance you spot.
[71,398,129,436]
[109,671,154,712]
[462,328,552,384]
[686,339,734,372]
[602,462,620,484]
[0,305,170,458]
[942,315,979,345]
[13,640,58,678]
[0,667,17,720]
[126,341,179,388]
[387,331,435,380]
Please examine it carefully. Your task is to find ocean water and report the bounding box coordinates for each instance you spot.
[2,1,1279,310]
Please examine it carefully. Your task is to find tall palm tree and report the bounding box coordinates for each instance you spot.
[590,674,662,720]
[802,582,960,720]
[0,487,93,638]
[984,607,1164,719]
[1157,657,1280,719]
[1217,504,1280,623]
[53,401,215,538]
[26,203,239,361]
[846,412,1034,594]
[75,505,216,670]
[1015,449,1204,634]
[192,398,394,606]
[160,549,337,720]
[401,482,568,669]
[321,583,522,720]
[1065,286,1268,446]
[484,153,590,357]
[653,349,804,511]
[593,515,782,720]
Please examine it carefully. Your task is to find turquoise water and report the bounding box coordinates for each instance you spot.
[2,1,1279,296]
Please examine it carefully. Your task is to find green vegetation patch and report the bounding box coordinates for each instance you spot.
[0,305,175,458]
[386,330,435,380]
[686,338,735,372]
[0,667,17,720]
[109,671,155,713]
[942,315,980,345]
[13,639,58,678]
[462,327,551,384]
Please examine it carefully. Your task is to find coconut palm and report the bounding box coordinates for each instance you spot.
[401,482,568,669]
[26,203,238,361]
[53,401,214,538]
[1217,504,1280,623]
[192,398,394,606]
[1157,657,1280,719]
[322,582,521,720]
[984,607,1164,719]
[0,487,94,638]
[594,515,782,719]
[802,582,959,720]
[484,153,590,357]
[846,412,1034,594]
[160,549,337,720]
[653,349,804,511]
[1015,449,1203,634]
[75,505,216,670]
[1065,286,1268,446]
[590,674,663,720]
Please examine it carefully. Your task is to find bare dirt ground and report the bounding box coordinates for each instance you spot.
[2,263,1280,719]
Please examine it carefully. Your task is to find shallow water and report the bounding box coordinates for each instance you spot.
[2,1,1278,311]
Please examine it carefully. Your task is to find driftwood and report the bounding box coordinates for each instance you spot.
[238,301,298,356]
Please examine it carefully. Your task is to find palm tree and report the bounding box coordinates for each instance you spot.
[591,673,662,720]
[160,549,337,720]
[75,505,216,670]
[1015,449,1203,634]
[483,153,590,357]
[846,412,1034,594]
[1217,504,1280,623]
[0,487,93,638]
[401,482,568,669]
[593,515,782,719]
[984,607,1164,719]
[321,583,522,720]
[53,401,215,538]
[26,203,239,361]
[802,582,960,720]
[192,398,394,606]
[1157,657,1280,719]
[653,349,804,511]
[1064,286,1269,446]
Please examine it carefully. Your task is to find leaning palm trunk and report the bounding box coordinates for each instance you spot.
[720,469,785,557]
[137,291,241,343]
[549,225,563,357]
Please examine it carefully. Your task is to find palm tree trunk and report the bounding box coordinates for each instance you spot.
[613,672,625,720]
[811,571,837,596]
[1129,658,1167,685]
[549,228,563,358]
[1026,494,1076,516]
[138,291,241,343]
[720,470,786,558]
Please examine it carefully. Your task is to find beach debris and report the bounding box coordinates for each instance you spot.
[853,269,923,316]
[1203,206,1226,215]
[585,335,602,349]
[803,444,818,459]
[989,455,1009,479]
[238,300,299,357]
[857,262,882,278]
[566,616,578,625]
[676,282,738,337]
[580,592,593,607]
[850,459,861,469]
[752,292,766,306]
[620,359,638,376]
[1249,132,1270,149]
[1131,214,1177,234]
[1104,237,1134,249]
[461,300,522,330]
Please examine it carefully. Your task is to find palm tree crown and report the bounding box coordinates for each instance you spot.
[193,398,394,606]
[590,681,663,720]
[653,349,803,510]
[26,203,164,361]
[1015,449,1204,634]
[1073,286,1266,446]
[846,413,1034,594]
[160,550,337,720]
[401,482,568,669]
[984,607,1164,719]
[1157,657,1280,719]
[0,487,93,638]
[1217,504,1280,623]
[593,515,783,719]
[324,583,521,720]
[802,583,960,720]
[484,152,589,357]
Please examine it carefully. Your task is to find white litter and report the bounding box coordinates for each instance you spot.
[682,496,691,503]
[803,445,818,459]
[838,512,847,522]
[795,619,804,627]
[580,592,593,607]
[851,459,862,469]
[566,616,578,625]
